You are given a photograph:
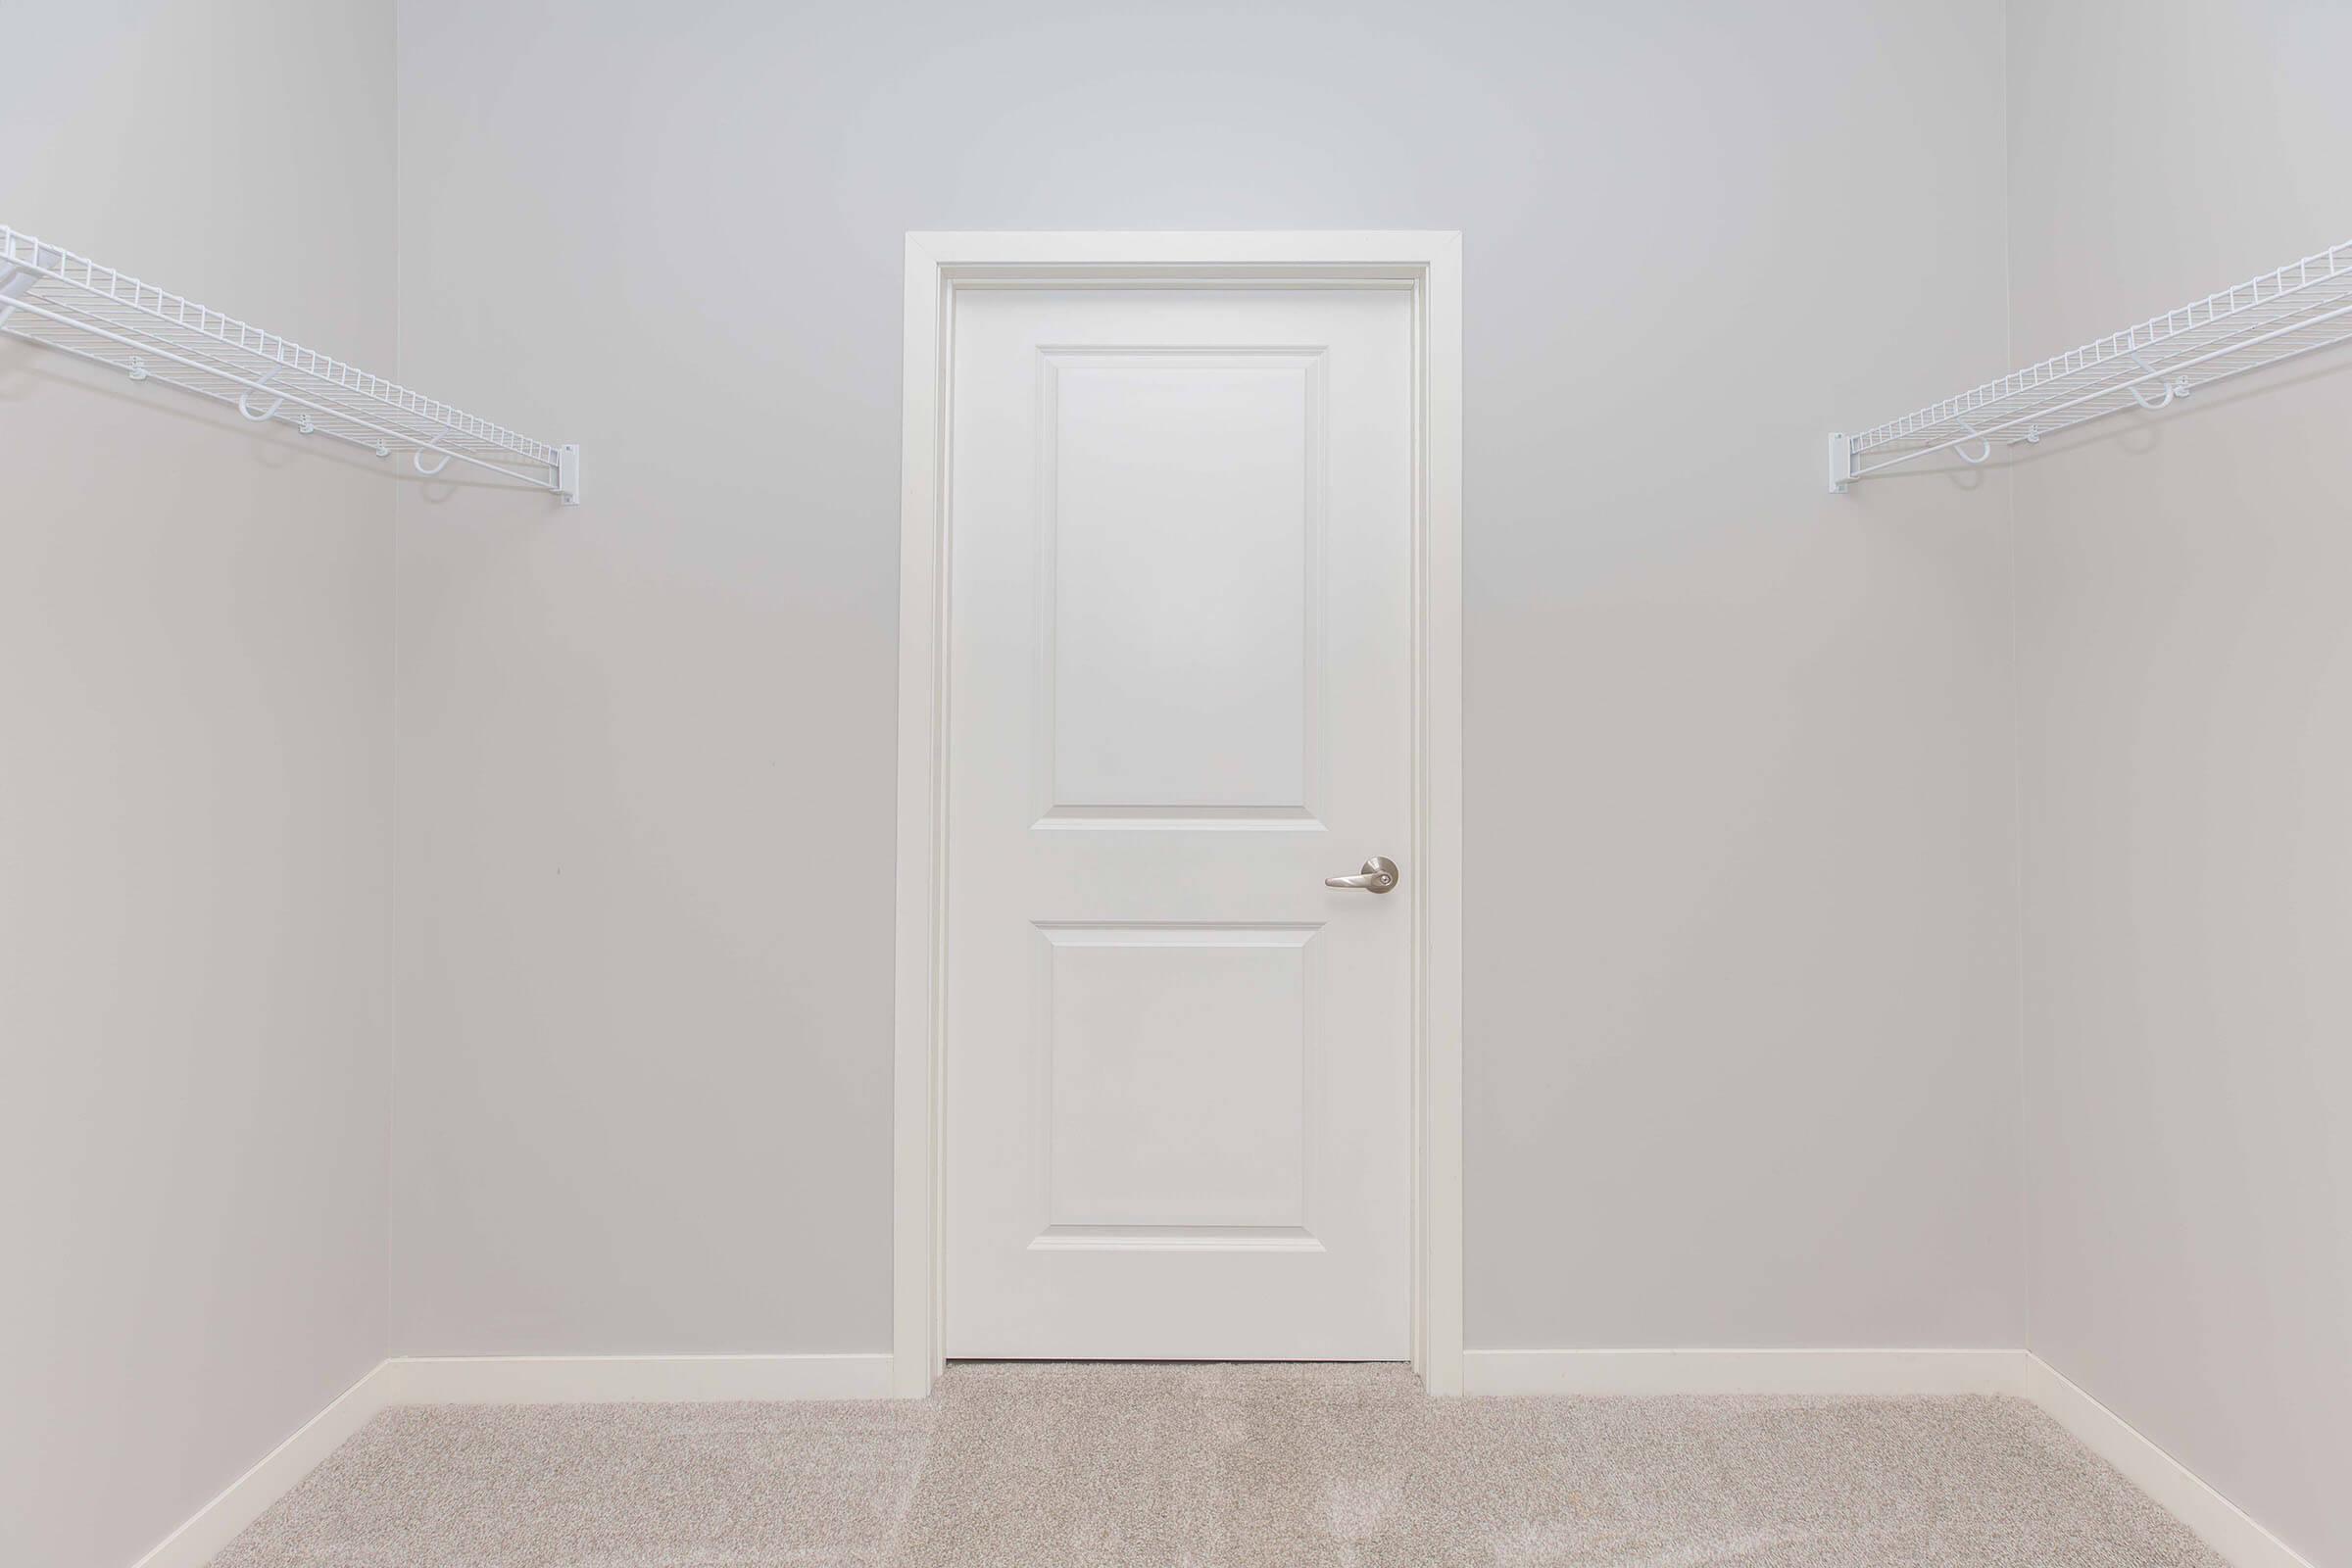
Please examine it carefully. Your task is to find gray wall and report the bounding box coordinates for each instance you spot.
[0,4,396,1566]
[2009,3,2352,1564]
[389,0,2026,1356]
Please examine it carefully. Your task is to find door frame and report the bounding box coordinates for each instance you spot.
[892,231,1463,1396]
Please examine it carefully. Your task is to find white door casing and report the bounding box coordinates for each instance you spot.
[895,233,1462,1393]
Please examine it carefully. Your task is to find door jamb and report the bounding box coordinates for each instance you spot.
[893,230,1463,1396]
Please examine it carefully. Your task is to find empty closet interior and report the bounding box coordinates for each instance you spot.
[3,4,2343,1567]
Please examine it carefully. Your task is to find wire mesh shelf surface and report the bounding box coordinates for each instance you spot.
[1829,237,2352,490]
[0,225,577,502]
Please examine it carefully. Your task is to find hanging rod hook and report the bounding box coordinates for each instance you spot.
[238,370,285,422]
[1954,418,1992,466]
[2127,353,2176,410]
[413,448,454,477]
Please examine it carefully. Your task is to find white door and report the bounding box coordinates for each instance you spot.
[944,285,1415,1360]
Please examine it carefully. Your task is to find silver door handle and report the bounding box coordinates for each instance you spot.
[1325,857,1399,894]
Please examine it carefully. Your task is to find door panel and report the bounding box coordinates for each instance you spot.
[946,287,1413,1360]
[1037,923,1313,1235]
[1043,351,1321,815]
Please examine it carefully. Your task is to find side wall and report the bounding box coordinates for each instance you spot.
[0,5,398,1565]
[390,0,2024,1358]
[2008,4,2352,1565]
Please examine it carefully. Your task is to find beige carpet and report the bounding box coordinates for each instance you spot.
[210,1361,2225,1567]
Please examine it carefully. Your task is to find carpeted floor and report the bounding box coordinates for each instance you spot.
[210,1361,2225,1567]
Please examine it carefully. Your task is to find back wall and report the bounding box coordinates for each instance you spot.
[388,0,2025,1357]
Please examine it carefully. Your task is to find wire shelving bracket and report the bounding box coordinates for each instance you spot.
[1829,237,2352,492]
[0,225,579,504]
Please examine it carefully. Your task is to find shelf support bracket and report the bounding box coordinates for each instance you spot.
[2126,353,2176,410]
[238,370,285,423]
[557,443,581,506]
[0,264,32,329]
[1827,432,1855,494]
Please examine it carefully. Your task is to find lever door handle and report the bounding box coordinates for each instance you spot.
[1325,857,1399,894]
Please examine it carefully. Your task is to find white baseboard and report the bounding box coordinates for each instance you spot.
[122,1353,898,1567]
[1462,1348,2310,1568]
[129,1362,394,1568]
[2025,1355,2314,1568]
[1462,1348,2028,1396]
[381,1351,897,1404]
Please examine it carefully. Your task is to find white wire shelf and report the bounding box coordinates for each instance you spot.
[0,225,577,503]
[1829,237,2352,491]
